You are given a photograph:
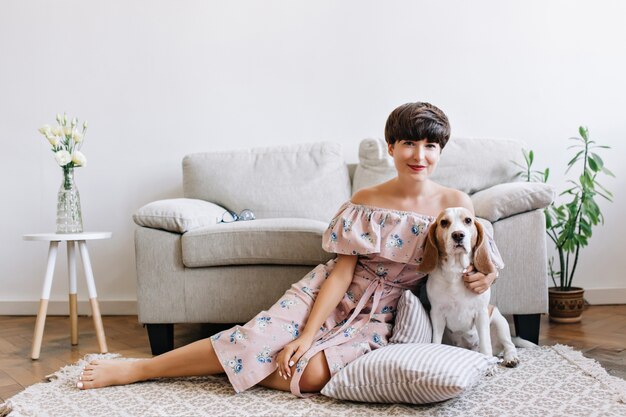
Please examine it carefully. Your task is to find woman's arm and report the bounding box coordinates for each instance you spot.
[276,254,357,378]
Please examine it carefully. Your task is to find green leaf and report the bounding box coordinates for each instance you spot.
[528,150,534,164]
[579,126,588,140]
[580,173,593,189]
[545,212,553,228]
[602,166,616,177]
[580,220,592,236]
[522,149,531,166]
[588,157,599,172]
[595,190,613,202]
[569,150,584,165]
[590,153,605,170]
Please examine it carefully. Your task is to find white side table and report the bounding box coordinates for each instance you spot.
[23,232,112,360]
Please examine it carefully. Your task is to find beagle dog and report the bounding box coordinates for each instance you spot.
[418,207,521,367]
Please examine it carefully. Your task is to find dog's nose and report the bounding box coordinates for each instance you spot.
[452,231,465,242]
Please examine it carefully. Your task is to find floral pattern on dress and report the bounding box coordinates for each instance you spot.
[229,329,247,344]
[411,224,423,235]
[380,305,394,314]
[224,357,243,374]
[255,346,273,364]
[256,316,272,331]
[360,232,374,244]
[386,234,403,248]
[372,333,386,346]
[375,265,388,278]
[283,321,300,339]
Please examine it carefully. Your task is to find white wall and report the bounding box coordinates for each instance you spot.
[1,0,625,313]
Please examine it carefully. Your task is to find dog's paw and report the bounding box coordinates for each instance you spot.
[500,356,519,368]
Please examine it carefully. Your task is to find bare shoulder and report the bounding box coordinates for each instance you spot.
[351,186,380,205]
[351,182,392,206]
[440,186,474,214]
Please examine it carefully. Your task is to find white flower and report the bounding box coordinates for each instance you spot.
[56,114,62,124]
[38,125,51,136]
[51,126,63,136]
[71,117,77,127]
[63,126,72,136]
[71,151,87,167]
[72,130,83,143]
[46,135,60,147]
[55,150,72,166]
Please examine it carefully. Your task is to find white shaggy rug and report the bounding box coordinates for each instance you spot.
[1,345,625,417]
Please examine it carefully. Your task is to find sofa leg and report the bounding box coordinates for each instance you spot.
[146,323,174,355]
[513,314,541,345]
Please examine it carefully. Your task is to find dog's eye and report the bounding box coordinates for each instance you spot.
[440,219,449,227]
[464,217,472,225]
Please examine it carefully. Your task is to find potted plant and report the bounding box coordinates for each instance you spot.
[514,127,614,322]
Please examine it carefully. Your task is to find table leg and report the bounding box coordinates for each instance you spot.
[67,241,78,345]
[32,241,59,360]
[78,241,108,353]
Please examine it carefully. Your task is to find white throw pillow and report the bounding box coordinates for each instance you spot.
[352,138,396,194]
[321,343,498,404]
[471,182,555,222]
[133,198,227,233]
[389,289,432,344]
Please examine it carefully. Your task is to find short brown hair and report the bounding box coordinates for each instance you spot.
[384,102,450,148]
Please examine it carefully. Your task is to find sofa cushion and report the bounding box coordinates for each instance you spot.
[133,198,226,233]
[181,218,334,267]
[471,182,555,222]
[352,137,526,195]
[183,142,351,223]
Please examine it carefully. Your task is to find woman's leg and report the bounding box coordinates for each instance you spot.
[79,338,331,394]
[257,351,330,393]
[77,337,223,390]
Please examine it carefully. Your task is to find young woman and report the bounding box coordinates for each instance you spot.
[76,102,500,396]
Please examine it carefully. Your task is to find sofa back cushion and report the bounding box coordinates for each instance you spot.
[183,142,351,222]
[353,137,526,195]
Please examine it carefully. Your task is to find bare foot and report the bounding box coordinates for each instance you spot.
[76,359,146,390]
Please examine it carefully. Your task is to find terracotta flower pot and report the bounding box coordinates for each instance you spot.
[548,287,585,323]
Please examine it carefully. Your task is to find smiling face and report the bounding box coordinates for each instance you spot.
[388,139,441,180]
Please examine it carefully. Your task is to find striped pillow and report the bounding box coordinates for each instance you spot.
[389,289,432,344]
[321,343,498,404]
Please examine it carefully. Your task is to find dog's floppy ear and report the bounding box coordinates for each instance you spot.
[473,220,496,275]
[417,222,439,273]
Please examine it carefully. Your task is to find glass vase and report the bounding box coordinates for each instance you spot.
[56,167,83,233]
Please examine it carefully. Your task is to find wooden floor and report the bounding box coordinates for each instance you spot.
[1,305,625,403]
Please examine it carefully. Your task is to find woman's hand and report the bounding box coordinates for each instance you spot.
[275,334,314,380]
[463,264,497,294]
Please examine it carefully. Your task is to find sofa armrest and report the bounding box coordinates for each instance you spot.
[133,198,227,233]
[471,182,555,222]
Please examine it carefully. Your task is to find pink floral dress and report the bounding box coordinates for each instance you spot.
[210,201,499,397]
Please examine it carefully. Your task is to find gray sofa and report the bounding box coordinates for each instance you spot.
[133,139,555,355]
